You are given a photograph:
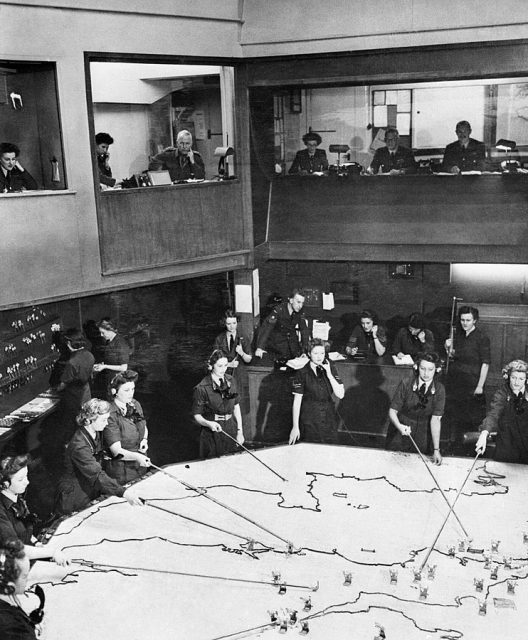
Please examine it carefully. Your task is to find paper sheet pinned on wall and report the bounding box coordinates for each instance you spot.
[312,321,330,341]
[322,292,335,310]
[235,284,252,313]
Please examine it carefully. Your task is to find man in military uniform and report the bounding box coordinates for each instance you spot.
[255,289,310,364]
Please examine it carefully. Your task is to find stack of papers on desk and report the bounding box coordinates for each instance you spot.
[329,352,346,361]
[392,354,414,365]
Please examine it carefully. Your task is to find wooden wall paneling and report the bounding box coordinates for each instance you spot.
[98,181,246,274]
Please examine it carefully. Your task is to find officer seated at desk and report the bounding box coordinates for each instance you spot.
[0,142,37,193]
[366,128,417,176]
[289,132,329,175]
[442,120,486,173]
[345,309,387,358]
[392,313,435,359]
[149,129,205,182]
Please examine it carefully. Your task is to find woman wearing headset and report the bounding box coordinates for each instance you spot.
[0,455,68,565]
[0,539,42,639]
[103,370,150,484]
[386,352,446,465]
[192,349,244,459]
[476,359,528,463]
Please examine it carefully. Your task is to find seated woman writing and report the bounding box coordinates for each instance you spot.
[289,132,328,175]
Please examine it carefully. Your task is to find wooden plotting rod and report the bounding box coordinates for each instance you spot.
[148,462,294,548]
[219,428,288,482]
[408,433,469,537]
[420,452,481,572]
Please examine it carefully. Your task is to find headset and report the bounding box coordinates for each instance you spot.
[0,551,16,596]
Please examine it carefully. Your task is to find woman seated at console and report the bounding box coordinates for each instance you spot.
[103,370,150,484]
[193,349,244,459]
[0,539,42,640]
[0,455,68,566]
[289,132,329,175]
[476,359,528,463]
[289,339,344,445]
[345,309,387,358]
[0,143,38,193]
[55,399,143,515]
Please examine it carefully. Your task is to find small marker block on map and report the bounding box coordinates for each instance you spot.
[507,580,516,594]
[419,586,428,599]
[413,569,422,582]
[343,571,352,586]
[447,546,456,557]
[300,621,310,635]
[490,565,499,580]
[389,569,398,584]
[427,564,436,580]
[478,600,487,616]
[474,578,484,592]
[491,539,500,553]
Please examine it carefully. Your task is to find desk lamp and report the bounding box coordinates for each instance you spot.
[214,146,235,179]
[329,144,350,176]
[495,139,518,173]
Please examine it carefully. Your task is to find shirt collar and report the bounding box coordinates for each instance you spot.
[413,378,434,394]
[114,398,127,414]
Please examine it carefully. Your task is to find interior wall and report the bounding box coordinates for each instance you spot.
[240,0,528,57]
[93,104,151,179]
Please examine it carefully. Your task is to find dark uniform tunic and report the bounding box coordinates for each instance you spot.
[57,348,95,442]
[192,374,240,459]
[446,326,490,439]
[0,601,38,640]
[289,148,329,174]
[370,145,417,174]
[103,399,148,484]
[391,327,435,357]
[0,494,34,547]
[213,331,252,376]
[55,427,125,515]
[148,149,205,181]
[480,384,528,464]
[442,138,486,172]
[93,334,130,400]
[292,362,343,444]
[386,376,445,453]
[0,166,38,192]
[256,302,310,363]
[347,325,387,357]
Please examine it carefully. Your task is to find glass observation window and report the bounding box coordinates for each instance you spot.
[0,60,66,193]
[268,77,528,174]
[89,61,235,189]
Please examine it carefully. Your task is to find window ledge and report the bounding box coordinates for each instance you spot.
[0,190,77,198]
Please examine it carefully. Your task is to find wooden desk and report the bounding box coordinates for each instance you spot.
[247,358,414,445]
[262,174,528,262]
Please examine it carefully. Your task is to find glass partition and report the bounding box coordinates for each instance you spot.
[268,77,528,174]
[89,61,235,189]
[0,60,66,192]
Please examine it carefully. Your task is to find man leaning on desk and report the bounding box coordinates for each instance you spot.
[0,142,37,192]
[367,128,417,175]
[149,129,205,182]
[442,120,485,173]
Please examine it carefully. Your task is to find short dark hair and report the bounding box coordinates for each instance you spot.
[207,348,229,369]
[0,455,29,486]
[97,317,117,332]
[302,132,322,146]
[222,309,239,322]
[109,369,139,394]
[456,120,471,131]
[359,309,377,322]
[307,338,329,354]
[0,142,20,157]
[458,305,479,321]
[384,128,399,140]
[288,288,305,299]
[408,313,425,330]
[64,327,87,350]
[414,351,440,367]
[0,539,25,594]
[95,132,114,145]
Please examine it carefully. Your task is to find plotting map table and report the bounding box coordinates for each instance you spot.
[26,444,528,639]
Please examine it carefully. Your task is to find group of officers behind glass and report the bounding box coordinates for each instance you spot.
[253,288,528,467]
[288,120,486,176]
